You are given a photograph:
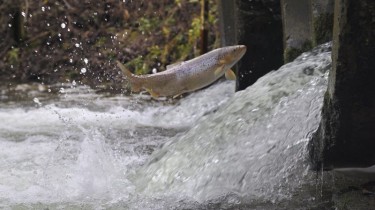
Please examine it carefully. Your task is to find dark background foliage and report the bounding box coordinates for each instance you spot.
[0,0,218,92]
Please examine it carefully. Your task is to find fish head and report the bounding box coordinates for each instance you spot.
[218,45,247,67]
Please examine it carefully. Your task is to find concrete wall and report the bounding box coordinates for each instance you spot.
[219,0,333,90]
[218,1,238,47]
[309,0,375,169]
[218,0,284,91]
[280,0,334,62]
[281,0,313,62]
[311,0,334,45]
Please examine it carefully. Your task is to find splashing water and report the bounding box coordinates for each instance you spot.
[0,43,333,209]
[133,43,332,204]
[0,77,235,208]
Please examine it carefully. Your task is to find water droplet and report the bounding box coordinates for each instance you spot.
[61,23,66,28]
[72,80,76,86]
[84,58,88,64]
[33,98,42,105]
[75,43,80,48]
[41,7,45,12]
[69,59,73,63]
[152,68,157,74]
[8,24,12,27]
[21,12,26,17]
[81,68,87,74]
[59,88,65,93]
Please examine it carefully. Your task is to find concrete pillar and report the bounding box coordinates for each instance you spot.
[309,0,375,169]
[218,0,284,91]
[281,0,313,62]
[311,0,334,45]
[218,1,238,47]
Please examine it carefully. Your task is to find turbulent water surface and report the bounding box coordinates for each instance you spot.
[0,44,334,209]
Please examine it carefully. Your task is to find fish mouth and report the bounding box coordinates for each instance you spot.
[238,45,247,50]
[238,45,247,54]
[221,45,247,67]
[237,45,247,57]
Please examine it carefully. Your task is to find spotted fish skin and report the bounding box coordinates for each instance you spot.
[117,45,246,98]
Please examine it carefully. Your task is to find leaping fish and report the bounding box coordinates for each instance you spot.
[117,45,246,98]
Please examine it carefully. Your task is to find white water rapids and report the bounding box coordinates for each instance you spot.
[0,44,334,209]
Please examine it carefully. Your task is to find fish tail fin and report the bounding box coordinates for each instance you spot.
[116,60,143,92]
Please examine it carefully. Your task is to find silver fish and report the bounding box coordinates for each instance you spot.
[117,45,246,98]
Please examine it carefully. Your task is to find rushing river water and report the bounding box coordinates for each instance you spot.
[0,44,336,209]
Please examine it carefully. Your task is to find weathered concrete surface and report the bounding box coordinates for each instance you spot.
[218,1,238,47]
[281,0,313,62]
[309,0,375,169]
[200,0,209,54]
[218,0,283,91]
[331,169,375,209]
[311,0,334,45]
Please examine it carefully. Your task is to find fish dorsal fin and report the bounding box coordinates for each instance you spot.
[166,61,183,70]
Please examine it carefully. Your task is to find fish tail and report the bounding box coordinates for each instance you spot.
[116,60,143,92]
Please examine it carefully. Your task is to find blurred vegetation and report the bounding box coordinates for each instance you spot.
[0,0,219,92]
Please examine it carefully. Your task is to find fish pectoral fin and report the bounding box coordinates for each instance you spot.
[145,88,160,99]
[173,93,183,99]
[214,65,225,76]
[225,69,236,80]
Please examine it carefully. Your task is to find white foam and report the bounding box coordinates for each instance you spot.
[0,79,234,206]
